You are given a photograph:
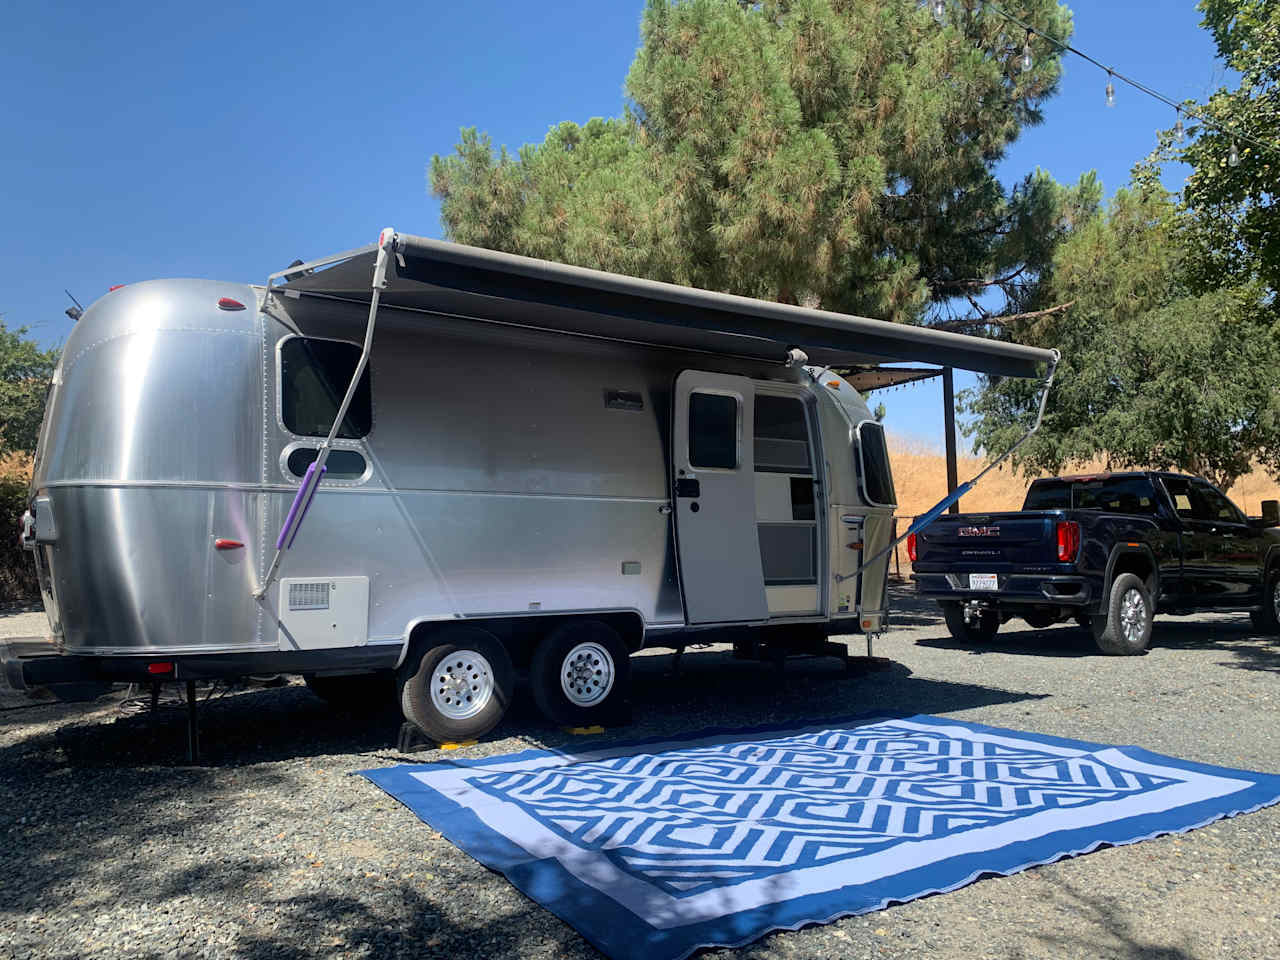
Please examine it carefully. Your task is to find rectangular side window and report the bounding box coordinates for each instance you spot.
[1074,477,1158,514]
[281,337,372,439]
[689,392,738,469]
[753,395,811,474]
[857,421,896,507]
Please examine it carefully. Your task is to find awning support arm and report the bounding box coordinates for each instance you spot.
[254,227,396,600]
[839,349,1060,581]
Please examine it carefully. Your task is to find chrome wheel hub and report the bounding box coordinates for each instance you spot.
[560,641,615,707]
[1120,588,1147,645]
[430,651,494,721]
[1272,581,1280,622]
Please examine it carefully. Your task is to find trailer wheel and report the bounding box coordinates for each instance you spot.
[303,671,395,711]
[1249,567,1280,636]
[530,620,630,727]
[1092,573,1152,655]
[398,626,514,743]
[941,603,999,644]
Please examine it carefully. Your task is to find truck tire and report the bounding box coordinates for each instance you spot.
[941,603,999,644]
[1249,567,1280,636]
[304,671,395,711]
[530,620,630,727]
[1092,573,1152,655]
[397,626,514,743]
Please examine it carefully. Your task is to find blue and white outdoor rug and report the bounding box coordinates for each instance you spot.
[361,715,1280,960]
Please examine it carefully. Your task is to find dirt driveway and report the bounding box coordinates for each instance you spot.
[2,587,1277,959]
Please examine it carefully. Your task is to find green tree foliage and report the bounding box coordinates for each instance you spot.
[1176,0,1279,298]
[0,320,59,456]
[964,175,1280,492]
[431,0,1076,324]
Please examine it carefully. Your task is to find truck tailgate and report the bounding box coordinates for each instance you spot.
[914,511,1062,570]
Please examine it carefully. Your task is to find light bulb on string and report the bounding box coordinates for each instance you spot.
[1173,112,1184,142]
[1229,140,1240,167]
[1021,32,1033,73]
[931,0,945,22]
[1105,72,1115,107]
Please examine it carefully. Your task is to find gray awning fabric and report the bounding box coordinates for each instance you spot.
[277,235,1054,379]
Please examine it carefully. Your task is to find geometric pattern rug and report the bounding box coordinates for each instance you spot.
[360,715,1280,960]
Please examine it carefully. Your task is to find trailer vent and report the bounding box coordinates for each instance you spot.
[288,581,330,611]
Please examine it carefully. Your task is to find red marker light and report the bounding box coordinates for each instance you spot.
[1056,521,1081,563]
[217,297,246,311]
[109,284,125,292]
[214,538,244,550]
[147,662,174,675]
[906,532,917,563]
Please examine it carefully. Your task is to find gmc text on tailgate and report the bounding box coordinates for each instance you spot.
[909,472,1280,655]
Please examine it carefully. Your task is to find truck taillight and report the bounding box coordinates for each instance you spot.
[1056,521,1080,562]
[907,532,917,563]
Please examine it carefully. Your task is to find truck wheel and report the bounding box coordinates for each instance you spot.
[941,603,999,644]
[1249,567,1280,636]
[304,671,395,711]
[397,626,514,743]
[530,620,630,727]
[1092,573,1152,655]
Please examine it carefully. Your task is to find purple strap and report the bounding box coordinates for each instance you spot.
[276,461,327,550]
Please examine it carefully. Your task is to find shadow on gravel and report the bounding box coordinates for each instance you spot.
[1150,618,1280,674]
[914,625,1098,658]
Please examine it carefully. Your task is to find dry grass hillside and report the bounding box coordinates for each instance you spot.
[888,436,1280,521]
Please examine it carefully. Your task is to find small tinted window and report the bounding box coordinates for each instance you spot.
[1024,481,1070,510]
[754,395,811,473]
[1161,476,1196,518]
[858,421,896,507]
[1192,481,1244,523]
[281,338,372,439]
[689,392,738,469]
[1074,476,1158,514]
[286,447,368,481]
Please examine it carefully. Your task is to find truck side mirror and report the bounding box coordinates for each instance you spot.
[1262,500,1279,526]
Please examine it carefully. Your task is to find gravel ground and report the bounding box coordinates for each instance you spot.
[2,586,1277,960]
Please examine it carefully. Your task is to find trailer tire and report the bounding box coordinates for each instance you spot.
[1249,567,1280,636]
[941,603,999,644]
[303,671,395,711]
[1092,573,1152,655]
[398,626,514,743]
[530,620,630,727]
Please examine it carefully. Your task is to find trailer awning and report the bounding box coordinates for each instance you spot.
[275,234,1055,379]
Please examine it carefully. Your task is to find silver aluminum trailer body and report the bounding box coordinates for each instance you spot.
[14,233,1055,740]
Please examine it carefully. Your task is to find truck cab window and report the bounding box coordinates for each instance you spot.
[1192,481,1244,524]
[280,337,372,439]
[689,392,738,469]
[1160,476,1197,518]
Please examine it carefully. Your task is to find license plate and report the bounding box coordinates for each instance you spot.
[969,573,998,591]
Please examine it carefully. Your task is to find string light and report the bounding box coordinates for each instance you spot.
[964,1,1276,160]
[931,0,945,22]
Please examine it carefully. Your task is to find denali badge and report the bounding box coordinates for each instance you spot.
[958,526,1001,537]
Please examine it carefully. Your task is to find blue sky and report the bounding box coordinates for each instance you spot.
[1,1,1230,448]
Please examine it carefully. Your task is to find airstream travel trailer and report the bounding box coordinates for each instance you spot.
[7,230,1055,746]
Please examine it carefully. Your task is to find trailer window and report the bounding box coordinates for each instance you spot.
[754,395,811,473]
[857,421,896,507]
[286,447,368,481]
[280,337,372,439]
[689,392,738,469]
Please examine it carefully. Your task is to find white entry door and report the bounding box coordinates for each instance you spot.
[672,371,767,624]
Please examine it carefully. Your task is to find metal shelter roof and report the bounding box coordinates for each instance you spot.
[276,234,1055,379]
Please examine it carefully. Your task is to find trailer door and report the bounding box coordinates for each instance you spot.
[672,371,768,623]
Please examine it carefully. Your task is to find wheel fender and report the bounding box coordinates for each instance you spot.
[1262,544,1280,583]
[1103,544,1159,607]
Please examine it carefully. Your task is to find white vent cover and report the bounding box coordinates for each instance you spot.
[289,581,330,611]
[278,576,369,650]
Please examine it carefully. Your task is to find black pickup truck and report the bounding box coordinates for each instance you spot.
[909,471,1280,655]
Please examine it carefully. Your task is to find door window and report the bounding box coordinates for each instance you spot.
[857,421,897,507]
[753,395,811,473]
[688,392,738,469]
[1160,477,1197,519]
[1192,481,1245,524]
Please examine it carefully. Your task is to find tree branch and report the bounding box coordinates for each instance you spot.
[930,299,1077,333]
